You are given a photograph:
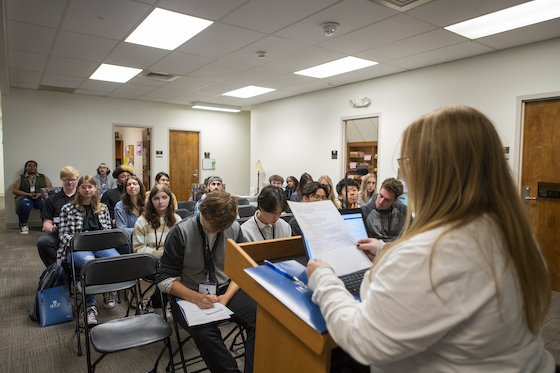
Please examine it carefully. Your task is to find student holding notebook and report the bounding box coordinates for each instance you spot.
[306,105,555,372]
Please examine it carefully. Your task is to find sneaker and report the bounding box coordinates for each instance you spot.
[103,291,116,309]
[20,225,29,235]
[86,306,98,325]
[165,306,172,320]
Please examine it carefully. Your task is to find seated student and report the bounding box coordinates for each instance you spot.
[336,178,360,209]
[146,172,178,211]
[115,175,145,252]
[12,160,52,234]
[37,166,79,267]
[93,163,116,196]
[361,178,407,242]
[58,175,120,325]
[285,175,298,201]
[241,185,291,241]
[358,173,376,206]
[306,105,555,373]
[194,175,223,214]
[289,182,329,237]
[318,175,341,209]
[290,173,312,202]
[268,174,284,188]
[157,191,256,373]
[101,165,133,225]
[133,184,181,308]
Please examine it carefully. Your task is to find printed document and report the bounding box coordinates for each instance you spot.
[177,299,233,327]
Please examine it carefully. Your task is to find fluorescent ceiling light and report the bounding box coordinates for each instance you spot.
[89,63,142,83]
[294,56,378,79]
[445,0,560,39]
[125,8,213,50]
[222,86,275,99]
[191,103,241,112]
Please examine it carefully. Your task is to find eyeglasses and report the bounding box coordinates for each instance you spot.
[310,194,328,201]
[397,157,409,166]
[63,179,78,183]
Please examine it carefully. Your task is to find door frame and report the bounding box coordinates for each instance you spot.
[514,91,560,188]
[167,127,202,185]
[112,123,154,184]
[339,112,382,181]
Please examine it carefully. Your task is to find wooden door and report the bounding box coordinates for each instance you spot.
[169,130,199,201]
[142,128,151,192]
[521,98,560,291]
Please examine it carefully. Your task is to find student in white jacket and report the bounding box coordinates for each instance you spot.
[306,105,556,373]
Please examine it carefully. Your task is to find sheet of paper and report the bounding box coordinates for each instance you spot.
[364,154,372,161]
[287,200,371,275]
[177,299,234,327]
[349,162,357,168]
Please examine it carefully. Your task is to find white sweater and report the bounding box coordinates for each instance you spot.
[308,215,555,373]
[132,214,181,259]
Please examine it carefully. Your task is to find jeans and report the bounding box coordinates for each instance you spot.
[67,249,120,307]
[37,231,58,267]
[16,197,43,225]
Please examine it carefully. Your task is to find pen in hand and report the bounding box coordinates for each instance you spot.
[264,260,307,287]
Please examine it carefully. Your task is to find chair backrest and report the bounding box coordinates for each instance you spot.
[41,186,61,200]
[81,253,156,287]
[236,216,251,225]
[236,197,250,206]
[175,208,193,219]
[280,213,293,222]
[71,229,130,253]
[178,200,196,211]
[238,204,257,218]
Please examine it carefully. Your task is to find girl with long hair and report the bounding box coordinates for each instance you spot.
[290,173,312,202]
[306,105,554,372]
[58,175,120,325]
[358,173,376,206]
[318,175,341,209]
[114,175,145,251]
[285,175,298,201]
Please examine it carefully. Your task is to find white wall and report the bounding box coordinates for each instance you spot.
[2,90,250,226]
[250,38,560,189]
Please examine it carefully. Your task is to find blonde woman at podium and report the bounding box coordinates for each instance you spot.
[306,105,555,373]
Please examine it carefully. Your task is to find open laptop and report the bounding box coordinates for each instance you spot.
[303,208,370,298]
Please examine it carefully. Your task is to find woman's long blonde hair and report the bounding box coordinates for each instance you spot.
[71,175,103,214]
[318,175,340,208]
[359,173,376,204]
[375,105,550,334]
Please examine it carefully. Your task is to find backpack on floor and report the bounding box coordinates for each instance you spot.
[29,260,69,323]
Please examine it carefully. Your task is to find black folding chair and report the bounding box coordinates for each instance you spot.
[238,205,257,218]
[82,254,173,373]
[70,229,133,356]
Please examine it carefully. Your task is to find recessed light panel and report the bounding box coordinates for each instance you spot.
[89,64,142,83]
[295,57,378,79]
[445,0,560,39]
[125,8,213,50]
[222,86,275,99]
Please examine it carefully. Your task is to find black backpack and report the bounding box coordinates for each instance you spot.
[29,260,69,323]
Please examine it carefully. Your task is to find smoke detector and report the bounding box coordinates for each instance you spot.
[321,22,339,37]
[257,51,267,59]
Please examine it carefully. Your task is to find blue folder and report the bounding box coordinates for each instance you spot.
[244,260,327,333]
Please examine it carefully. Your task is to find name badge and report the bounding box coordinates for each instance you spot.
[54,217,60,224]
[199,282,216,295]
[30,186,35,192]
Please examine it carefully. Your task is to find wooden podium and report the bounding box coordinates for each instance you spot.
[225,236,337,373]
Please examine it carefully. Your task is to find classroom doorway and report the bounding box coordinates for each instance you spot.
[114,126,152,191]
[342,116,379,188]
[169,130,200,201]
[519,96,560,291]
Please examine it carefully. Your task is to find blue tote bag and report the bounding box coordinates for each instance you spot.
[38,284,73,327]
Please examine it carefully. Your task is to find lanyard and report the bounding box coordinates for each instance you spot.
[196,215,221,283]
[254,215,275,240]
[155,222,165,250]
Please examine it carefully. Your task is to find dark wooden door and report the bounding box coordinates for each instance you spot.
[521,98,560,291]
[169,130,199,201]
[142,128,151,192]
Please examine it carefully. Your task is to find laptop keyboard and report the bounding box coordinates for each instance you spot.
[339,268,368,298]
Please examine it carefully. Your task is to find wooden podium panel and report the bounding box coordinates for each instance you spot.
[225,237,337,373]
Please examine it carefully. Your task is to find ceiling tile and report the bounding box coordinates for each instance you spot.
[149,52,214,75]
[261,46,345,72]
[157,0,247,21]
[274,0,398,45]
[9,50,48,72]
[388,41,495,70]
[11,82,40,89]
[6,0,67,28]
[127,76,169,87]
[141,87,183,99]
[79,79,121,92]
[107,92,144,100]
[137,95,167,103]
[105,42,169,69]
[165,91,217,105]
[356,29,467,62]
[7,21,57,55]
[187,59,253,80]
[327,64,406,84]
[62,0,151,40]
[10,69,42,84]
[221,0,339,34]
[162,76,215,91]
[41,73,86,88]
[257,73,315,90]
[476,18,560,50]
[112,83,157,96]
[318,13,438,55]
[51,30,119,61]
[223,66,286,85]
[195,81,245,95]
[283,79,343,94]
[45,56,99,77]
[223,35,308,66]
[176,23,266,59]
[74,89,109,96]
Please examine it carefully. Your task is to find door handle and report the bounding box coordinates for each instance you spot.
[193,169,198,178]
[524,186,537,203]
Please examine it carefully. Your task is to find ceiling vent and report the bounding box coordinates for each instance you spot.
[367,0,433,12]
[140,71,181,82]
